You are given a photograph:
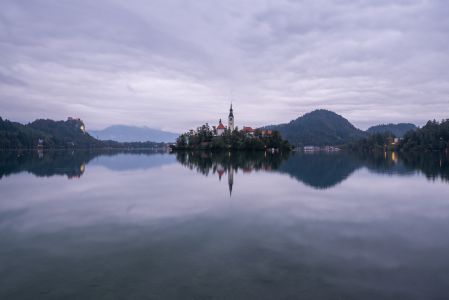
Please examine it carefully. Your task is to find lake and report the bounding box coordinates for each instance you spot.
[1,150,449,299]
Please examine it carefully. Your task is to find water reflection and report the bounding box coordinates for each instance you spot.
[0,149,171,179]
[174,150,449,191]
[0,150,92,179]
[278,152,361,189]
[1,150,449,299]
[175,151,288,195]
[1,150,448,191]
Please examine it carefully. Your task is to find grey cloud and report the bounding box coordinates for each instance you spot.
[0,0,448,131]
[0,72,27,87]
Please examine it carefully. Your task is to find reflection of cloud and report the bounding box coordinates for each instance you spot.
[2,152,449,298]
[1,152,449,234]
[0,166,225,232]
[2,167,449,299]
[1,159,449,233]
[1,0,449,130]
[89,153,176,171]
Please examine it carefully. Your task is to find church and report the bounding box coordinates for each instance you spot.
[213,104,268,137]
[215,104,234,135]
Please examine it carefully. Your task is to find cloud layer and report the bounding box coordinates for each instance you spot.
[1,0,448,131]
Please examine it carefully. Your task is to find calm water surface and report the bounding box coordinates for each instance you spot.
[1,150,449,299]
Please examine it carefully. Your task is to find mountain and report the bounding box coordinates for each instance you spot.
[265,109,367,146]
[89,125,178,143]
[367,123,417,137]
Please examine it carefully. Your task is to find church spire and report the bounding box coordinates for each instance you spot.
[228,103,234,131]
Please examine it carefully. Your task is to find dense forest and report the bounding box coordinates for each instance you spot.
[0,117,166,149]
[401,119,449,152]
[265,109,367,146]
[347,132,397,152]
[173,124,291,151]
[367,123,417,137]
[348,119,449,153]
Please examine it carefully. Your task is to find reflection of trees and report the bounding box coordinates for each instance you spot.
[357,151,416,175]
[175,151,290,196]
[355,151,449,182]
[175,151,288,176]
[0,151,90,179]
[0,149,166,179]
[399,152,449,182]
[176,150,449,190]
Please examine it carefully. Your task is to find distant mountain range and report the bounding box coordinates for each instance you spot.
[264,109,418,146]
[367,123,417,137]
[264,109,368,146]
[89,125,178,143]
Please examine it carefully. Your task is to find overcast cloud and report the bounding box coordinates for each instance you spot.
[1,0,448,131]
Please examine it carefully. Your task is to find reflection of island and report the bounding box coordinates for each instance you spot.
[175,151,289,195]
[175,151,361,191]
[175,150,449,192]
[0,149,171,179]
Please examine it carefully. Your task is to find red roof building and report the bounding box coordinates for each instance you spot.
[216,119,225,135]
[217,119,225,129]
[242,126,254,133]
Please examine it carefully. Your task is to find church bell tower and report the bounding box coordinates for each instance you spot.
[228,103,234,131]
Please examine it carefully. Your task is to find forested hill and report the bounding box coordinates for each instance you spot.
[348,119,449,153]
[0,117,97,149]
[367,123,417,137]
[264,109,367,146]
[0,117,165,149]
[401,119,449,152]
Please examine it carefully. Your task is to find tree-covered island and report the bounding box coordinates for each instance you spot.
[172,104,291,151]
[172,123,291,151]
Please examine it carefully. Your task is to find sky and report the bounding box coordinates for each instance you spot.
[1,0,448,132]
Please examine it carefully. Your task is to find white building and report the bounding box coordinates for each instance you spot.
[217,119,225,135]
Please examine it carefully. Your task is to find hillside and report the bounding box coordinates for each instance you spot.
[0,117,166,149]
[89,125,178,143]
[367,123,417,137]
[0,117,101,149]
[265,109,367,146]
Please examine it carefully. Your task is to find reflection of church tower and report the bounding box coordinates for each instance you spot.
[228,104,234,132]
[217,164,225,181]
[228,167,234,196]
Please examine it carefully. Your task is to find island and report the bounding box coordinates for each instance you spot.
[171,104,291,151]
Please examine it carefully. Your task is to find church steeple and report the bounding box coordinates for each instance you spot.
[228,166,234,196]
[228,103,234,131]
